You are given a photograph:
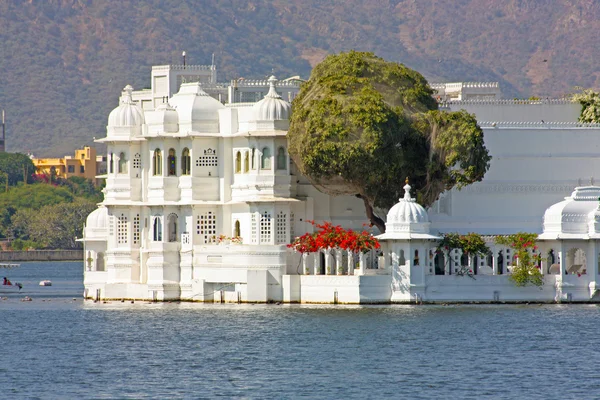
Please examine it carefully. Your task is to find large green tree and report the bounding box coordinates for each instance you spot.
[0,152,36,187]
[0,183,74,239]
[288,51,491,232]
[10,198,97,249]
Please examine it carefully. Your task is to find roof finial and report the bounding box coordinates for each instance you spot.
[265,75,282,99]
[403,177,413,201]
[122,85,134,104]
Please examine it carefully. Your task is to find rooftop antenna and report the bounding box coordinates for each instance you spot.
[1,109,5,153]
[182,51,186,69]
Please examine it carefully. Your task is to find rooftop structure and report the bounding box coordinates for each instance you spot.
[131,63,301,112]
[31,146,105,185]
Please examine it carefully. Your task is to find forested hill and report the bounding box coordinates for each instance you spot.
[1,0,599,157]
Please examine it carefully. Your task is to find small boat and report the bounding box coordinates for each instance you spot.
[39,280,52,286]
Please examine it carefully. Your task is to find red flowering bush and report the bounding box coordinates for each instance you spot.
[288,220,380,254]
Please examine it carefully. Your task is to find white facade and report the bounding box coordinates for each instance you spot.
[83,75,600,304]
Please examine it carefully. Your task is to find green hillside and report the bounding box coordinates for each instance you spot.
[0,0,598,156]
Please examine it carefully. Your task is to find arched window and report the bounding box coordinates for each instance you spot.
[234,220,241,237]
[399,249,406,265]
[153,217,162,241]
[251,148,256,170]
[96,252,105,271]
[167,213,178,242]
[109,153,114,174]
[118,152,127,174]
[235,151,242,173]
[244,151,249,173]
[414,249,420,266]
[276,147,286,170]
[168,148,176,176]
[261,147,271,170]
[181,148,191,175]
[153,149,162,176]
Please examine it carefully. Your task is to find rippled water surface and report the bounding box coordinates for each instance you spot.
[1,262,600,399]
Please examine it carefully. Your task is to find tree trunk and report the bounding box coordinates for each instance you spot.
[360,196,386,233]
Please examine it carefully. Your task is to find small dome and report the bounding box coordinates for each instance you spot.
[169,82,224,133]
[86,206,108,229]
[541,186,600,239]
[108,85,145,128]
[145,102,179,134]
[253,76,291,121]
[385,180,430,233]
[84,206,109,239]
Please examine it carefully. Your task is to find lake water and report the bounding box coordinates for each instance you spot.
[1,262,600,399]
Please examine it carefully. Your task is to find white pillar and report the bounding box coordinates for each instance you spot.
[313,252,320,275]
[302,253,309,275]
[589,241,598,277]
[444,251,450,275]
[347,250,354,275]
[492,246,498,275]
[336,250,343,275]
[325,249,333,275]
[359,252,366,275]
[380,251,388,271]
[559,242,566,276]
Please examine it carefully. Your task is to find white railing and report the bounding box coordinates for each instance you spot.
[441,98,574,106]
[479,121,600,128]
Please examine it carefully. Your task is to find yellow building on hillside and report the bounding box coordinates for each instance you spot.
[32,146,105,185]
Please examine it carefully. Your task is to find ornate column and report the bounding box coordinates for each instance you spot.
[313,252,320,275]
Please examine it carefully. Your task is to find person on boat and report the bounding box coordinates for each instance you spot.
[2,277,7,285]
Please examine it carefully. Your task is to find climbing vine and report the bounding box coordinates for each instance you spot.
[495,232,543,287]
[437,232,489,277]
[573,88,600,123]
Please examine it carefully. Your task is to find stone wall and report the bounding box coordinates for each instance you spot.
[0,250,83,261]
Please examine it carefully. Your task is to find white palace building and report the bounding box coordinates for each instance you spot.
[81,64,600,304]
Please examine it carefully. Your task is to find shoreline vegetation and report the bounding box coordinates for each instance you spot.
[0,152,103,251]
[0,250,83,262]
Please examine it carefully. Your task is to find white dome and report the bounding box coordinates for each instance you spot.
[540,186,600,239]
[169,82,224,133]
[376,180,440,240]
[84,206,108,239]
[108,85,145,128]
[386,181,430,230]
[253,76,291,121]
[86,206,108,229]
[145,102,179,134]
